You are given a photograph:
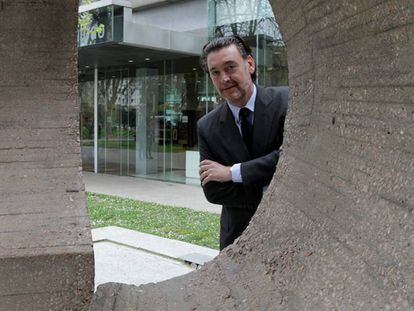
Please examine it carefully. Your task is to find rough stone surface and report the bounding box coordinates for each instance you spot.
[91,0,413,309]
[0,0,94,310]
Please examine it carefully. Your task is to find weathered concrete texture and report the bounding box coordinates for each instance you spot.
[0,0,94,310]
[94,0,412,310]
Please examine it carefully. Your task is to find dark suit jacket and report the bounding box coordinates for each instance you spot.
[198,85,288,205]
[197,85,288,248]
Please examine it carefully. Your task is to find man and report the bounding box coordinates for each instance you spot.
[197,35,288,250]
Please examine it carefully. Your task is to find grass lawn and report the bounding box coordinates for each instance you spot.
[87,193,220,250]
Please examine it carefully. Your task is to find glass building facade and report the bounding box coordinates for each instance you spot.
[78,0,287,184]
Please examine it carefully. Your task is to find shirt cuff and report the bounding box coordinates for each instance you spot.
[230,163,242,183]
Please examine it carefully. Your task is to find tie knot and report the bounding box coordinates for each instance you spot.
[239,107,250,119]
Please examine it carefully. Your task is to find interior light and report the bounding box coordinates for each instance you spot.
[145,57,151,61]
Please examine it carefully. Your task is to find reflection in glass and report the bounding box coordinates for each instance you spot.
[78,79,94,171]
[78,5,123,47]
[208,0,288,88]
[79,57,211,183]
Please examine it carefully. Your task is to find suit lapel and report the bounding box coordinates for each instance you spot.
[252,86,272,156]
[219,103,251,163]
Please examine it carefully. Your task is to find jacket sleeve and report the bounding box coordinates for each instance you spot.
[197,121,260,206]
[241,149,281,187]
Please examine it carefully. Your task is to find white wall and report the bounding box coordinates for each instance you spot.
[132,0,207,36]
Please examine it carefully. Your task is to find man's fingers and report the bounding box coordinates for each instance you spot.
[201,168,216,186]
[202,173,212,186]
[201,172,208,185]
[200,159,213,166]
[199,160,225,186]
[199,163,214,175]
[200,170,209,181]
[199,165,209,175]
[201,168,215,180]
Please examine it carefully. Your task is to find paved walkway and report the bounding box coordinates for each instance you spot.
[83,172,221,214]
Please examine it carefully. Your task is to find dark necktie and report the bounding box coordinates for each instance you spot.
[239,107,253,155]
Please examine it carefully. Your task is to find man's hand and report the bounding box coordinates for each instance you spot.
[199,160,232,186]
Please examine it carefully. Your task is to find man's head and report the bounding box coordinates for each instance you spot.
[200,36,256,107]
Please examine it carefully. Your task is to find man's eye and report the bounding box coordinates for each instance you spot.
[227,65,236,72]
[210,70,220,76]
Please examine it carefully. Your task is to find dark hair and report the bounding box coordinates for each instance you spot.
[200,35,256,82]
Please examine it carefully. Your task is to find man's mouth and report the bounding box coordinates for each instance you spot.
[221,85,237,92]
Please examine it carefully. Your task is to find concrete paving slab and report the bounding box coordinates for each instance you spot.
[92,226,219,260]
[179,253,216,267]
[92,226,219,289]
[83,172,221,214]
[93,241,194,289]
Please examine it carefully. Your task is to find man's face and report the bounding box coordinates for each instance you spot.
[207,44,255,108]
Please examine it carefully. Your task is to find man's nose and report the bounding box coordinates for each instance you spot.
[221,72,230,83]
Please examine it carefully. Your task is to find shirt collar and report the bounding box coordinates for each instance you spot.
[227,84,257,123]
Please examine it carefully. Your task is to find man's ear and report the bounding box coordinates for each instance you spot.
[246,55,255,74]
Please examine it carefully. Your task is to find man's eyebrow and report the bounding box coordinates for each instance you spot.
[209,61,238,71]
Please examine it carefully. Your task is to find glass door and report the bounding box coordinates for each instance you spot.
[97,67,130,175]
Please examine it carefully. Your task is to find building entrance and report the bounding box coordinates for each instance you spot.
[79,57,214,184]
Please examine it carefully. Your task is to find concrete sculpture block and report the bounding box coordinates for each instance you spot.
[0,1,94,310]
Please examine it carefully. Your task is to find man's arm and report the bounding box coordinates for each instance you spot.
[198,122,258,206]
[199,149,279,204]
[240,149,280,186]
[197,125,281,204]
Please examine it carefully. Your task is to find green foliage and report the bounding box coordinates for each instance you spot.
[87,193,220,249]
[81,126,90,139]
